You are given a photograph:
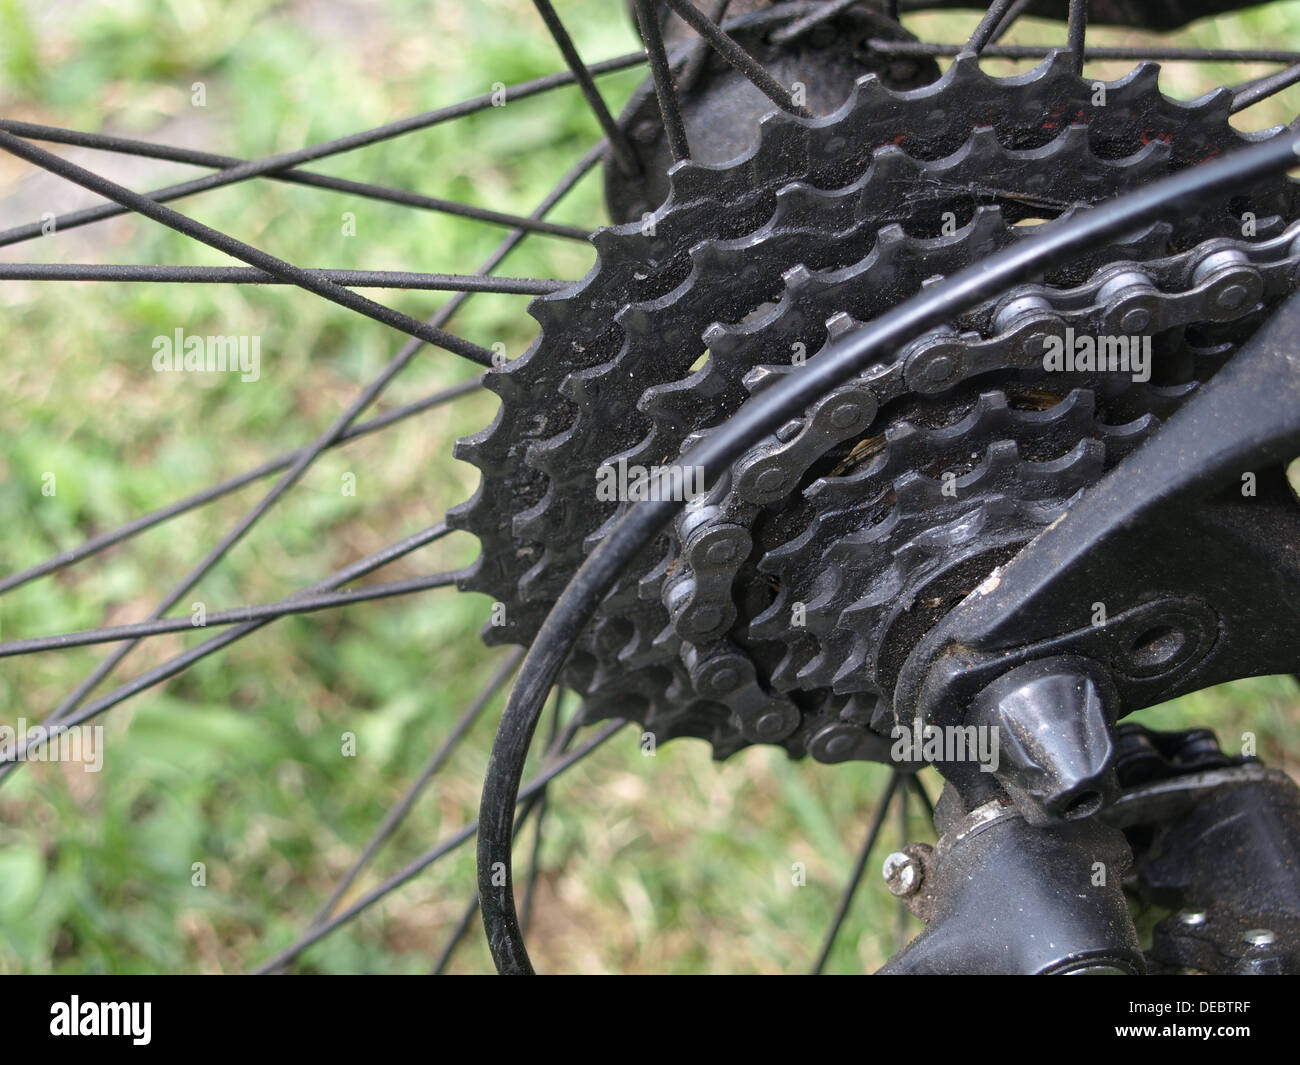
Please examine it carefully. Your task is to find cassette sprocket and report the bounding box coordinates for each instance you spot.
[451,31,1300,760]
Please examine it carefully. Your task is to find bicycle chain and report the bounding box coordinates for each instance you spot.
[666,217,1300,648]
[644,216,1298,758]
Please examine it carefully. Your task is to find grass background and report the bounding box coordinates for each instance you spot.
[0,0,1298,974]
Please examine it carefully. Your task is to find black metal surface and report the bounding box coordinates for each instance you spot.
[969,655,1119,825]
[1133,774,1300,974]
[1104,725,1300,974]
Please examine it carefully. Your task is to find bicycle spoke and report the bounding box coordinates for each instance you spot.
[679,0,732,94]
[1066,0,1088,75]
[634,0,691,161]
[770,0,864,46]
[304,649,525,936]
[0,132,496,365]
[0,54,642,250]
[0,521,453,774]
[252,718,628,973]
[0,263,568,293]
[0,378,481,598]
[1232,62,1300,114]
[0,119,590,240]
[430,892,483,975]
[965,0,1021,54]
[990,0,1033,44]
[28,142,603,735]
[660,0,812,118]
[0,571,468,658]
[0,522,452,764]
[533,0,639,175]
[910,774,935,822]
[810,771,902,975]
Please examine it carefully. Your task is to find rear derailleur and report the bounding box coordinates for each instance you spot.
[877,290,1300,975]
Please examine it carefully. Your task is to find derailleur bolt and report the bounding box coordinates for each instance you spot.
[883,851,923,897]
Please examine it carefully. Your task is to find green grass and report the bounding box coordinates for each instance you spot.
[0,0,1298,974]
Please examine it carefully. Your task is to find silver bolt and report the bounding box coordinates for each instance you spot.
[1244,928,1276,947]
[883,851,921,897]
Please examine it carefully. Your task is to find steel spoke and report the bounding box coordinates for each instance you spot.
[0,119,588,239]
[0,262,568,293]
[660,0,812,117]
[304,649,525,936]
[28,142,603,737]
[634,0,691,161]
[965,0,1020,54]
[679,0,732,94]
[0,378,480,598]
[0,571,468,658]
[990,0,1034,44]
[0,520,453,773]
[0,54,642,250]
[252,718,627,973]
[810,771,902,975]
[1232,62,1300,114]
[0,131,496,366]
[770,0,864,46]
[1067,0,1088,75]
[430,892,484,975]
[910,773,935,822]
[532,0,639,175]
